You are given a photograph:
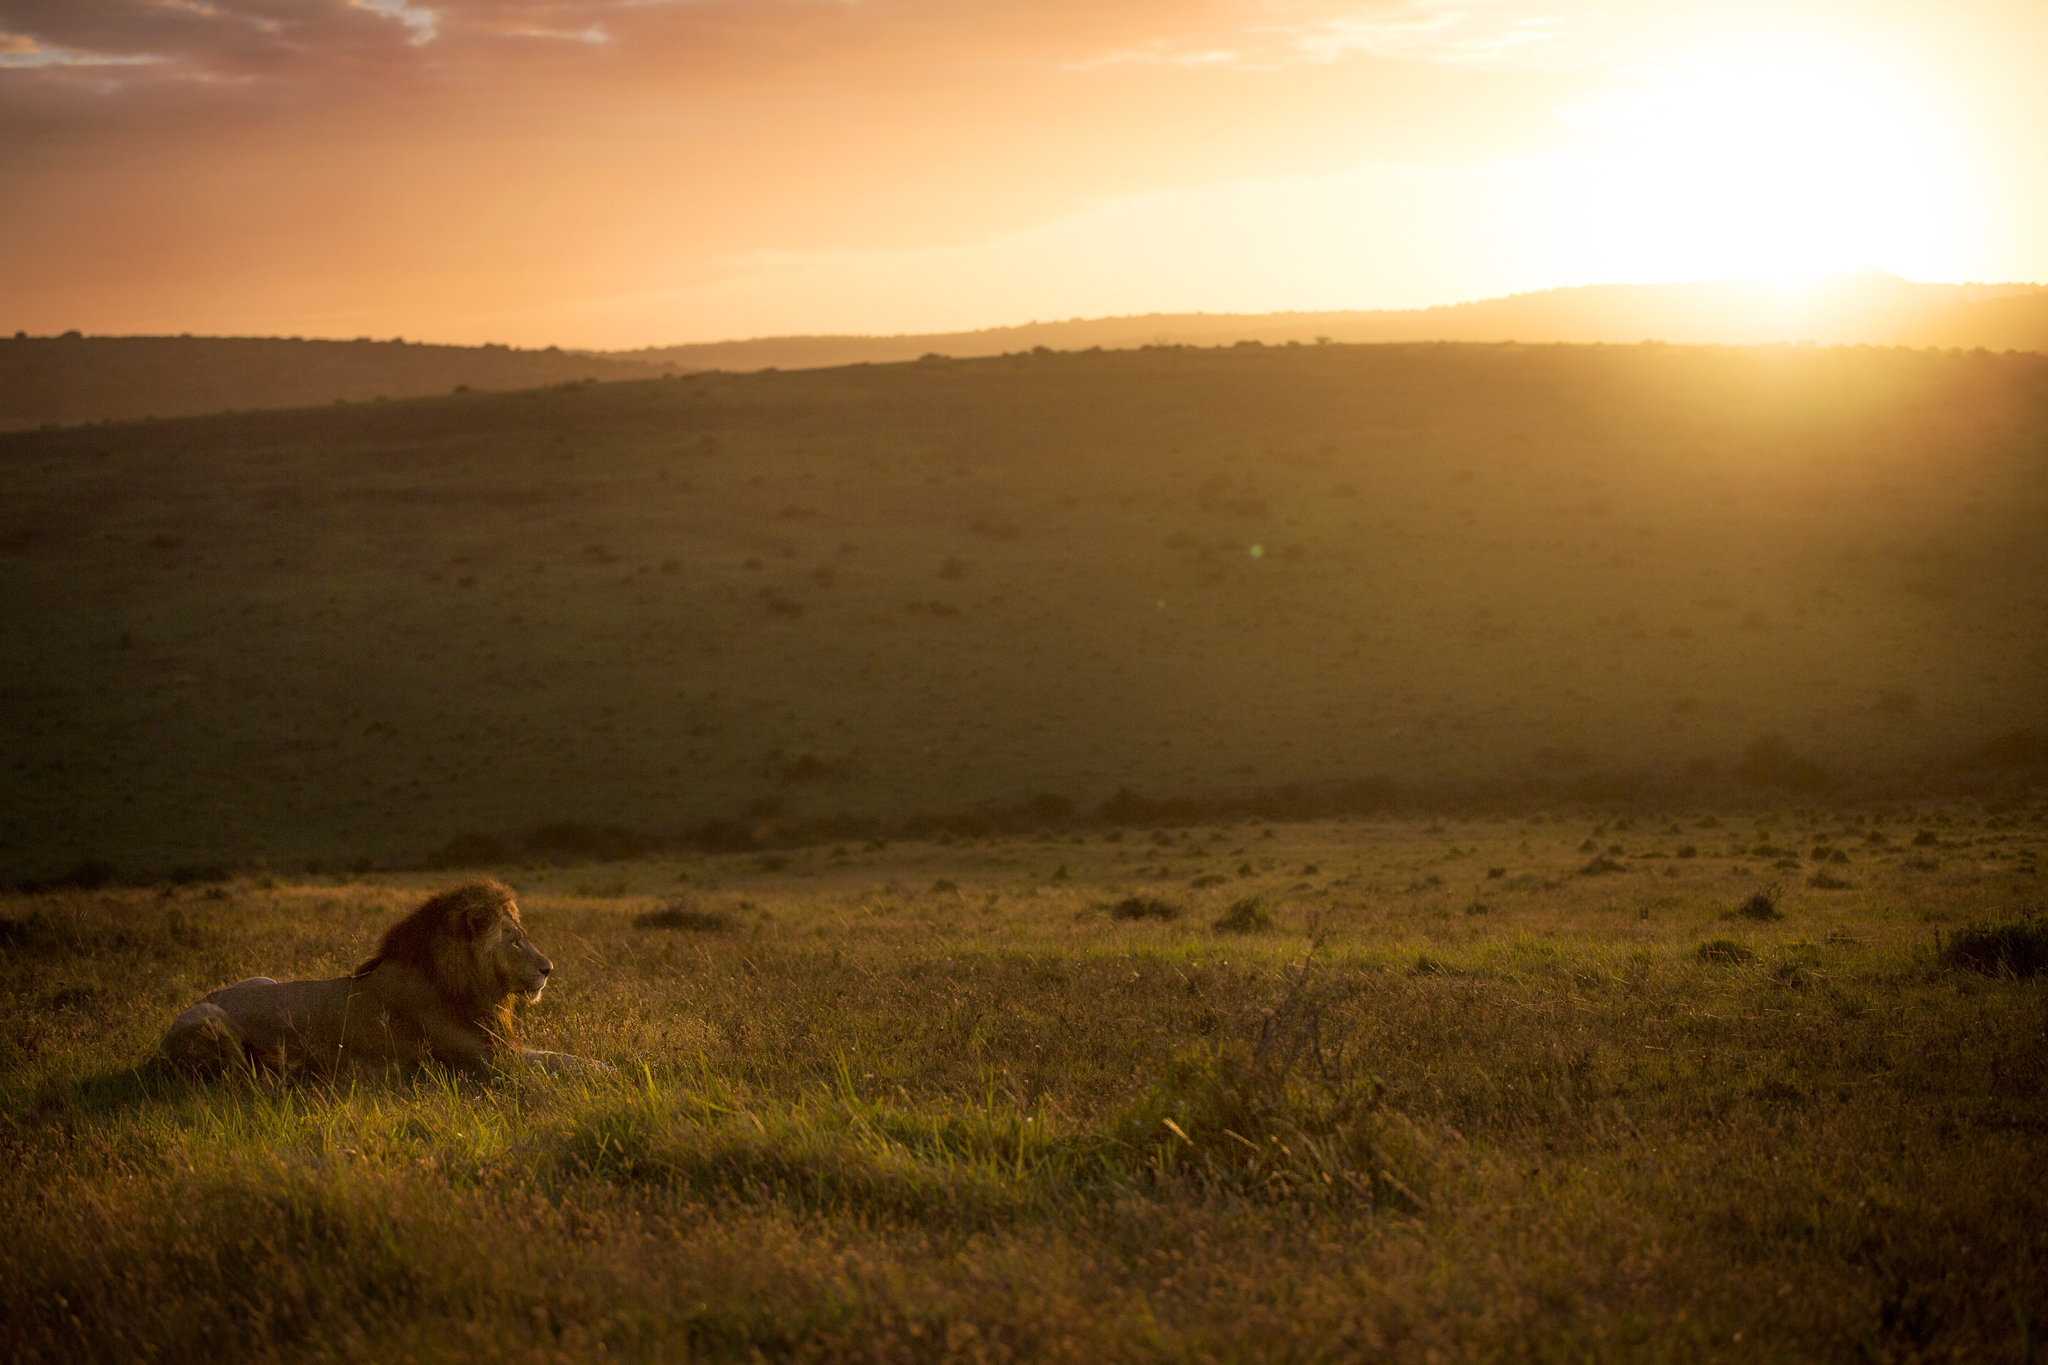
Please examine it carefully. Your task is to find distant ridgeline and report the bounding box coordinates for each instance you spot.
[613,275,2048,374]
[0,334,676,431]
[10,276,2044,430]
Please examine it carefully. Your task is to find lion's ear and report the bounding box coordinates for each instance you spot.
[463,899,498,935]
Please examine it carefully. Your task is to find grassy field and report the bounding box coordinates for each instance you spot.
[3,340,2045,883]
[4,812,2044,1360]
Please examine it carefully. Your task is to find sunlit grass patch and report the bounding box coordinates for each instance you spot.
[5,816,2046,1359]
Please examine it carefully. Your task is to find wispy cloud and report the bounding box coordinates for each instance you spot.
[1069,1,1574,74]
[498,22,610,44]
[1284,4,1568,67]
[350,0,438,45]
[0,32,161,66]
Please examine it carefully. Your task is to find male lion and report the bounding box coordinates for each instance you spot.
[160,879,607,1078]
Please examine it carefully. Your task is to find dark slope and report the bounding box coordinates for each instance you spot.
[0,334,676,431]
[2,341,2043,878]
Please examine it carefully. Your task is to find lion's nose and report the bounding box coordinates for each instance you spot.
[538,958,553,976]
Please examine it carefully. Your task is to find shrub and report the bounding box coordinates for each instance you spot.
[1941,919,2047,978]
[1212,897,1274,934]
[633,902,734,933]
[1734,885,1783,921]
[1110,896,1180,922]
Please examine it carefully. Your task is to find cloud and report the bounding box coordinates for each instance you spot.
[0,0,1586,98]
[0,29,163,67]
[1067,1,1578,74]
[350,0,438,45]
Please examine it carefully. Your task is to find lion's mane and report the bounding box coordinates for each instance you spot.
[351,877,524,1043]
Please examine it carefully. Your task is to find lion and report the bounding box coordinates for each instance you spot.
[160,879,608,1079]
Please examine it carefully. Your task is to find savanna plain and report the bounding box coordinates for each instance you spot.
[3,340,2045,1361]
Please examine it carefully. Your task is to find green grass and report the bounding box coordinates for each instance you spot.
[5,814,2044,1360]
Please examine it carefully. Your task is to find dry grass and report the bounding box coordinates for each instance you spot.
[5,812,2044,1360]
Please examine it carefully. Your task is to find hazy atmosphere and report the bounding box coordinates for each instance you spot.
[5,0,2048,346]
[4,1,2045,1361]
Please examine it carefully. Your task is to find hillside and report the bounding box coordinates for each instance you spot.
[2,341,2044,881]
[0,334,676,432]
[615,275,2048,372]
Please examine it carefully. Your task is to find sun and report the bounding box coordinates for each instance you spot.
[1559,40,1977,283]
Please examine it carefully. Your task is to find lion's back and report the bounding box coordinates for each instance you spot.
[162,975,410,1075]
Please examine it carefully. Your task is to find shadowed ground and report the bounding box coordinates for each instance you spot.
[1,341,2043,880]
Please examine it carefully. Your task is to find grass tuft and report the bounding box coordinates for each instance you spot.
[1110,964,1423,1210]
[1734,884,1783,921]
[1696,938,1757,963]
[1941,918,2047,979]
[633,902,735,932]
[1109,895,1180,922]
[1211,896,1274,934]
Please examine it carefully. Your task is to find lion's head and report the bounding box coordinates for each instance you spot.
[352,879,553,1034]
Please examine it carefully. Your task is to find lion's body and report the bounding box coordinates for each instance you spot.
[160,880,605,1078]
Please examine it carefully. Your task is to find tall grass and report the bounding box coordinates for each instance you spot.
[5,817,2046,1360]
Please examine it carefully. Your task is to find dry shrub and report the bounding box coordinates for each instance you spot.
[1110,896,1180,922]
[1735,885,1783,921]
[634,901,734,933]
[1211,897,1273,934]
[1941,919,2046,979]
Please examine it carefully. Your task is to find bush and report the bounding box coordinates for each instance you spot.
[633,902,734,933]
[1735,885,1783,921]
[1212,897,1273,934]
[1110,896,1180,922]
[1941,919,2047,978]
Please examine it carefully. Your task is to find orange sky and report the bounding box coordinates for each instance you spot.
[3,0,2044,348]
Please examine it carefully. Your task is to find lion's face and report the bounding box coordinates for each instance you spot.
[484,912,554,1003]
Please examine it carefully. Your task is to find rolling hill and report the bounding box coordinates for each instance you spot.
[0,334,676,432]
[613,274,2048,373]
[2,340,2044,881]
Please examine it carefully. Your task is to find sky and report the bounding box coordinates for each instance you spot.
[2,0,2044,349]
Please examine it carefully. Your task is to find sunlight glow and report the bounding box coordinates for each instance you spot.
[1556,42,1977,283]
